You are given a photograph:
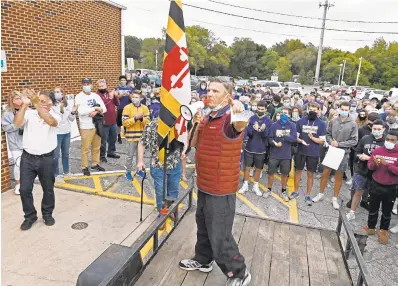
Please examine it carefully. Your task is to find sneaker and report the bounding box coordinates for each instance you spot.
[390,224,398,234]
[289,191,300,200]
[280,191,289,202]
[179,259,214,273]
[346,211,355,221]
[20,217,38,231]
[226,269,251,286]
[43,215,55,226]
[346,200,352,208]
[187,158,192,164]
[14,184,20,195]
[238,182,249,194]
[107,153,120,159]
[91,165,105,172]
[345,179,352,185]
[82,168,91,176]
[55,175,65,184]
[330,177,335,183]
[362,225,376,235]
[252,183,262,196]
[305,196,312,206]
[262,189,271,198]
[63,172,74,178]
[393,201,397,215]
[125,171,133,181]
[100,157,108,163]
[312,193,324,203]
[332,197,340,209]
[316,173,322,179]
[379,230,388,245]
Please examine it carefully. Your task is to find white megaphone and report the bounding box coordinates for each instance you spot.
[180,100,207,121]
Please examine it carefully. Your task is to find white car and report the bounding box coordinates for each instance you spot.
[284,82,304,95]
[258,81,284,94]
[389,88,398,103]
[360,89,387,103]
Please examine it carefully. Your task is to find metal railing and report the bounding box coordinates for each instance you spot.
[337,207,374,286]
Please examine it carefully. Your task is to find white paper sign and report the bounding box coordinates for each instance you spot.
[1,50,7,72]
[230,110,254,123]
[127,58,134,70]
[322,146,346,170]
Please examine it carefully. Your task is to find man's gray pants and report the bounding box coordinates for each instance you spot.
[126,141,138,172]
[193,190,246,279]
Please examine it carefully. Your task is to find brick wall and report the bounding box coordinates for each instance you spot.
[1,0,123,192]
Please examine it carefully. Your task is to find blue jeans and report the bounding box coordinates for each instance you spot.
[101,124,117,158]
[150,161,182,212]
[54,133,71,176]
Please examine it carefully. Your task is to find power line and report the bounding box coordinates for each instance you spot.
[208,0,398,24]
[183,3,398,34]
[188,19,373,42]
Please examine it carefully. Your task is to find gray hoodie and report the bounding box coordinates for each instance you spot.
[326,115,358,153]
[1,111,23,151]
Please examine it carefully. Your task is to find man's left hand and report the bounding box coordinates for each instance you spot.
[228,97,244,114]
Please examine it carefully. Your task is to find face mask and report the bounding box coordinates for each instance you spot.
[200,85,206,89]
[131,98,140,105]
[257,111,265,117]
[339,110,349,117]
[120,82,126,87]
[251,106,257,111]
[83,86,91,93]
[54,92,63,101]
[142,89,147,93]
[283,103,290,107]
[280,113,289,125]
[387,117,397,125]
[358,115,366,121]
[308,111,317,121]
[98,88,107,94]
[372,130,384,138]
[209,94,228,112]
[13,99,22,106]
[276,115,280,121]
[385,141,396,150]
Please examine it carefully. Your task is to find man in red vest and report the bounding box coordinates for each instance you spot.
[179,79,252,286]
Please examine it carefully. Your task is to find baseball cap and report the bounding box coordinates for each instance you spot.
[82,78,92,84]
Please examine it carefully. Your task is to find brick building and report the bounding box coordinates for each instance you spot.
[1,0,126,192]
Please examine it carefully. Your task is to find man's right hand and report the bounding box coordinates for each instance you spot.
[136,112,143,119]
[193,111,204,124]
[137,161,145,170]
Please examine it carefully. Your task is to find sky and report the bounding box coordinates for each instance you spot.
[116,0,398,52]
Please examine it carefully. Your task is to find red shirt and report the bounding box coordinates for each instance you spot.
[97,91,119,125]
[368,146,398,186]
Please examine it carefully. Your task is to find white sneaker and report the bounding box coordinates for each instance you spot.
[393,201,397,215]
[252,183,262,196]
[330,177,335,183]
[345,179,352,185]
[332,197,340,209]
[238,182,249,194]
[280,191,289,202]
[55,175,65,184]
[262,189,271,198]
[346,211,355,221]
[249,169,254,177]
[14,184,20,195]
[390,224,398,234]
[312,193,325,203]
[63,172,74,178]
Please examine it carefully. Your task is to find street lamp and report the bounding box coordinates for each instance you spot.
[338,63,343,87]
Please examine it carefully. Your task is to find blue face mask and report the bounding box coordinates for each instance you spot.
[280,113,289,125]
[340,111,349,117]
[210,95,228,112]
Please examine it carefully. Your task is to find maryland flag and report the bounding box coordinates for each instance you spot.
[158,0,191,163]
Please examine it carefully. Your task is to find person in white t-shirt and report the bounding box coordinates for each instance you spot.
[13,89,61,231]
[74,78,107,176]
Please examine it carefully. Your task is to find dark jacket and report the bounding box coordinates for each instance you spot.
[354,134,385,178]
[92,113,105,138]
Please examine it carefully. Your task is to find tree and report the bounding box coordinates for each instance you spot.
[257,50,279,80]
[306,70,315,84]
[139,38,164,70]
[287,48,317,75]
[229,38,260,77]
[276,57,293,82]
[125,36,141,60]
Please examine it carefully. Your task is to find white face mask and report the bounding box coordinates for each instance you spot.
[210,94,229,112]
[385,141,396,150]
[83,86,91,93]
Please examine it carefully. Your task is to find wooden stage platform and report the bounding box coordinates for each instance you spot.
[134,209,352,286]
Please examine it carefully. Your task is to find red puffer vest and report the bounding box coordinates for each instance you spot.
[195,111,244,195]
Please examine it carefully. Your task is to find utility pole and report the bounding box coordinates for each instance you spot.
[338,63,343,87]
[155,49,158,70]
[341,59,346,85]
[314,0,334,85]
[355,57,363,87]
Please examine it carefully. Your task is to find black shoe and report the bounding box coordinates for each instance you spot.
[360,201,369,211]
[43,215,55,226]
[346,200,352,208]
[83,168,91,176]
[20,217,38,231]
[107,153,120,159]
[100,157,108,163]
[91,165,105,172]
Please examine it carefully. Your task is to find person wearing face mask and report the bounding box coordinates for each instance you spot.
[179,79,252,285]
[197,81,207,97]
[346,120,386,222]
[116,75,134,144]
[358,112,380,142]
[75,78,107,176]
[239,101,272,196]
[291,102,326,205]
[122,91,150,181]
[13,89,61,230]
[291,106,302,123]
[2,91,25,195]
[312,102,358,209]
[133,70,142,90]
[149,88,161,120]
[355,110,368,128]
[51,87,76,184]
[385,110,398,131]
[271,96,290,121]
[96,79,120,163]
[362,130,398,245]
[267,107,297,202]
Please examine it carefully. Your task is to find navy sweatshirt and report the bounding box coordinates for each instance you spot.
[244,114,273,154]
[269,121,297,160]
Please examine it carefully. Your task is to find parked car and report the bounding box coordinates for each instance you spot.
[284,82,303,95]
[259,81,284,94]
[191,75,200,90]
[134,69,159,86]
[361,89,386,103]
[321,84,333,92]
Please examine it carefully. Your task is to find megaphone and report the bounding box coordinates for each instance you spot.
[180,101,206,121]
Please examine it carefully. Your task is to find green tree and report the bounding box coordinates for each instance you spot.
[125,36,141,60]
[306,70,315,84]
[287,47,317,75]
[229,38,260,77]
[257,50,279,80]
[277,57,293,82]
[299,69,307,84]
